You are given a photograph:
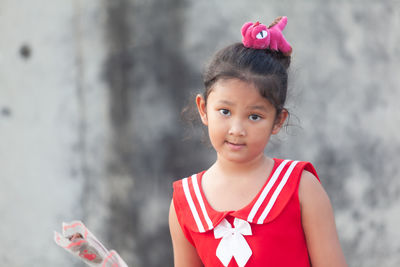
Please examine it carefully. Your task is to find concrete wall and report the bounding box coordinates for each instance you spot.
[1,0,399,266]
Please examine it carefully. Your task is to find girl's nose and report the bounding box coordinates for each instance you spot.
[228,120,246,136]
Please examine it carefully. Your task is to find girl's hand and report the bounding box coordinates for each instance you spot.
[169,201,204,267]
[299,171,348,267]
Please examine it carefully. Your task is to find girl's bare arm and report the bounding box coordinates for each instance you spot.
[299,171,348,267]
[169,201,204,267]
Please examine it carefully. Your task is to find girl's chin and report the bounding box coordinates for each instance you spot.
[216,150,266,166]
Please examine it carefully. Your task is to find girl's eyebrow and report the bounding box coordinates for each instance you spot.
[217,100,235,106]
[248,105,268,111]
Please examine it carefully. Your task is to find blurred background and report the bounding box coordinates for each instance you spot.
[1,0,400,266]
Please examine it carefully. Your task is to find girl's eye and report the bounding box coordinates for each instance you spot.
[249,114,261,121]
[219,109,230,116]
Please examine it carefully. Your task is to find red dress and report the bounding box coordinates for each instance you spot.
[172,159,320,267]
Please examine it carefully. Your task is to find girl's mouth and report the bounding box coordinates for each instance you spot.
[225,141,245,150]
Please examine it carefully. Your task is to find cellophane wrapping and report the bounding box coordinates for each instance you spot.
[54,220,128,267]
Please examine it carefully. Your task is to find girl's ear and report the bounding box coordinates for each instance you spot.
[196,94,208,126]
[272,109,288,135]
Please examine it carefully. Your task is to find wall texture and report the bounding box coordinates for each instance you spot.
[1,0,399,266]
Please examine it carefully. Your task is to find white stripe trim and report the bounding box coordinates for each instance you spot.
[191,174,214,230]
[182,178,205,232]
[257,160,299,224]
[247,159,290,223]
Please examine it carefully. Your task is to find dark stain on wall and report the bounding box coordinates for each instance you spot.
[102,0,209,266]
[19,43,32,60]
[1,107,11,117]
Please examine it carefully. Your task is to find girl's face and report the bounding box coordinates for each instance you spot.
[196,78,287,165]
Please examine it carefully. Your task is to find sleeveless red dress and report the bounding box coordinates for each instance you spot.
[172,159,320,267]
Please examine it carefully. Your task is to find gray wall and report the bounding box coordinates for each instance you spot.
[1,0,399,266]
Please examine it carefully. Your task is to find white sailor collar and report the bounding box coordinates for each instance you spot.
[173,158,319,233]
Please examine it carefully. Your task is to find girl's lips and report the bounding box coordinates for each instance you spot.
[225,141,245,150]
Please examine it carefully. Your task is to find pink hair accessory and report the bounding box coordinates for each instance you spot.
[241,16,292,56]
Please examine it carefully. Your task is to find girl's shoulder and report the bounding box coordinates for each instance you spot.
[264,158,320,188]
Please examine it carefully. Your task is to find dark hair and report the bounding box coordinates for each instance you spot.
[202,43,291,116]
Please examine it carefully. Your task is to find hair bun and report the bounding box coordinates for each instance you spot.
[267,50,291,70]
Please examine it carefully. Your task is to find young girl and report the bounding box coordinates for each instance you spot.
[169,17,347,267]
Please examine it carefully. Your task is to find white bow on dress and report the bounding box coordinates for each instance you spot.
[214,218,253,267]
